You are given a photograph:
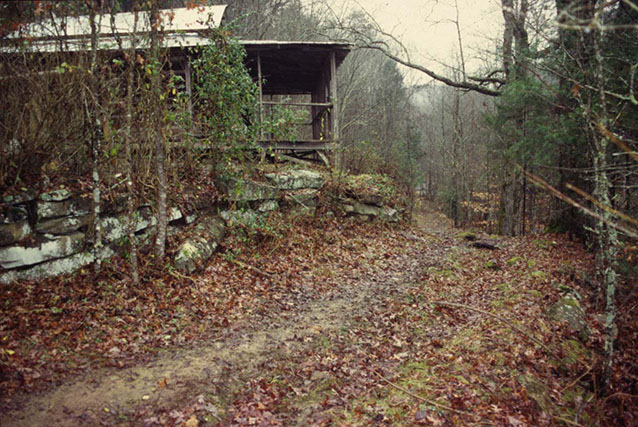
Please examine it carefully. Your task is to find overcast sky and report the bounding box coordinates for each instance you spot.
[320,0,505,84]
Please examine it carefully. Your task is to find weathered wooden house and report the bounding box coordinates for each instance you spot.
[3,5,351,161]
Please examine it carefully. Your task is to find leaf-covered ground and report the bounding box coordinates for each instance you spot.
[1,207,636,425]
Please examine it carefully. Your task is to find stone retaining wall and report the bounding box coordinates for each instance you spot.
[1,169,402,283]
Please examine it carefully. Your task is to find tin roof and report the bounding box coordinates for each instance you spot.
[2,5,227,52]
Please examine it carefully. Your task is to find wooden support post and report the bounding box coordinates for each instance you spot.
[329,50,341,170]
[185,59,193,120]
[257,54,265,161]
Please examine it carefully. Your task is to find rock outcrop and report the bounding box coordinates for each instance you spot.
[265,169,324,190]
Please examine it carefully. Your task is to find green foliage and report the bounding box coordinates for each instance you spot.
[486,76,583,168]
[190,27,303,178]
[192,28,259,153]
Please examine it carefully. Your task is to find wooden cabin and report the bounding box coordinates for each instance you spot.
[2,5,351,161]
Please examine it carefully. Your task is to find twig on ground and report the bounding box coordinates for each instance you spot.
[228,258,275,280]
[169,269,197,283]
[560,365,593,394]
[373,370,486,421]
[553,415,583,426]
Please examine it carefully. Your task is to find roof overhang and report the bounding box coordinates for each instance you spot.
[242,41,352,95]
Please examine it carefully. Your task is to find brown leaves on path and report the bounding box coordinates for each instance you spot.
[1,211,635,425]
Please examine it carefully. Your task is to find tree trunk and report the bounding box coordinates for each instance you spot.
[87,1,102,271]
[592,25,619,393]
[125,11,140,285]
[149,0,167,263]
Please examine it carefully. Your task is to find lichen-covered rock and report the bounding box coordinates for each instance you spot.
[36,215,89,235]
[340,198,381,217]
[0,221,32,246]
[381,206,399,223]
[217,176,278,202]
[0,232,84,269]
[265,169,324,190]
[39,188,72,202]
[547,295,590,341]
[37,196,90,220]
[2,190,36,205]
[0,205,28,224]
[288,189,319,208]
[173,216,226,274]
[220,209,258,227]
[356,193,383,206]
[101,206,156,243]
[0,246,114,284]
[258,200,279,213]
[196,215,226,242]
[168,207,183,224]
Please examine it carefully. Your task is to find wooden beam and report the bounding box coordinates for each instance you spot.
[257,53,264,139]
[184,59,193,119]
[258,141,336,151]
[329,50,340,169]
[261,101,332,108]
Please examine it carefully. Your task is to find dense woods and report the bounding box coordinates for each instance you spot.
[1,0,637,424]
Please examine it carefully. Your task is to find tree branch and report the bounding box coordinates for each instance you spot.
[360,43,502,97]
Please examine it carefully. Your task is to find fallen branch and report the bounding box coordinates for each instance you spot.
[471,241,499,250]
[431,301,555,356]
[373,371,486,420]
[169,269,197,283]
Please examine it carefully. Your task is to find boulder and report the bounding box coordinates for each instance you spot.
[174,216,226,274]
[0,221,32,246]
[265,169,324,190]
[0,232,84,269]
[217,176,278,202]
[36,215,89,235]
[547,295,590,341]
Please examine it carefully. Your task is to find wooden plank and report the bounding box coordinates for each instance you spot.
[257,53,264,142]
[330,50,340,169]
[184,59,193,118]
[262,101,332,108]
[258,141,336,151]
[330,50,339,142]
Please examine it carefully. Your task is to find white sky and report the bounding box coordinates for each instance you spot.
[321,0,505,85]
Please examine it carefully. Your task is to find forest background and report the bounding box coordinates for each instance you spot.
[0,0,636,409]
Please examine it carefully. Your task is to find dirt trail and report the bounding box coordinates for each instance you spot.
[2,214,448,426]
